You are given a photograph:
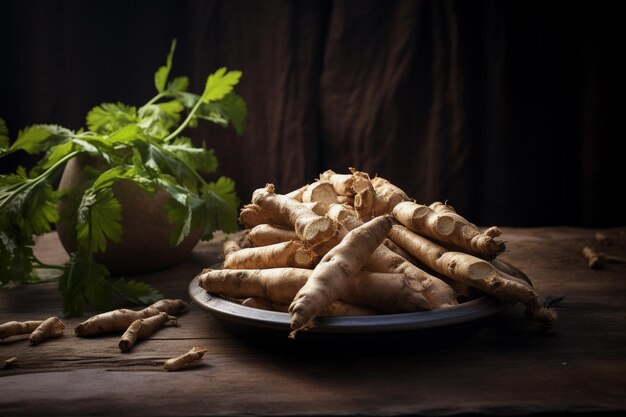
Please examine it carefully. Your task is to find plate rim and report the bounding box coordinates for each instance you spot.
[188,260,524,334]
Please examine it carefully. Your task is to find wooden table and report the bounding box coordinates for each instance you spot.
[1,228,625,416]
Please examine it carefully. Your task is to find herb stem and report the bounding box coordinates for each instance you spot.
[0,150,81,211]
[162,95,204,143]
[33,261,64,271]
[143,92,168,107]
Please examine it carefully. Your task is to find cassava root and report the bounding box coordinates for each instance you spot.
[29,317,65,345]
[164,347,208,371]
[119,312,177,352]
[208,168,557,337]
[583,245,626,269]
[75,299,185,336]
[1,320,44,339]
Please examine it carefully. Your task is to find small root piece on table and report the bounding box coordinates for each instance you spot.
[595,232,613,246]
[29,317,65,345]
[0,320,43,339]
[75,299,186,337]
[2,357,18,369]
[164,347,208,371]
[119,313,177,352]
[583,245,626,269]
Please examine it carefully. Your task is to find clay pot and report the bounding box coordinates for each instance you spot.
[56,155,203,275]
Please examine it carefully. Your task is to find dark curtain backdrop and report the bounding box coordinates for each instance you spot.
[0,0,620,227]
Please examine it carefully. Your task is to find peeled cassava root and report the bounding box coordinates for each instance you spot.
[202,168,557,337]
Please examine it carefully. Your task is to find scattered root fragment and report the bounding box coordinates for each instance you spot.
[75,299,186,337]
[582,245,626,269]
[595,232,613,246]
[29,317,65,345]
[119,313,177,352]
[164,347,208,371]
[2,357,18,370]
[0,320,44,339]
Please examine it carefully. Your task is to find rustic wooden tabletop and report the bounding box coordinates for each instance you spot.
[1,227,625,416]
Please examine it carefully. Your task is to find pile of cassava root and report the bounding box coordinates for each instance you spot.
[198,168,557,337]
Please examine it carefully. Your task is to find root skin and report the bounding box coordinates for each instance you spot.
[118,312,177,352]
[239,203,291,228]
[29,317,64,345]
[1,320,44,339]
[248,224,298,246]
[389,224,556,324]
[164,347,208,371]
[2,357,18,369]
[203,268,429,314]
[393,201,505,258]
[200,268,309,304]
[583,245,626,269]
[224,240,317,269]
[319,170,355,196]
[252,184,337,246]
[328,204,456,309]
[288,215,393,335]
[75,299,185,337]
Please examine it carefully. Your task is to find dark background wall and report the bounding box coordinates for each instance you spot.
[0,0,621,227]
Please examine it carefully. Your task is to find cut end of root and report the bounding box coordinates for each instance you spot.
[526,305,558,325]
[74,324,86,337]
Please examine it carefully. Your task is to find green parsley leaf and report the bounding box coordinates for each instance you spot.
[0,220,35,287]
[15,181,59,235]
[10,125,73,155]
[40,141,76,169]
[76,187,122,253]
[165,192,193,246]
[86,103,139,135]
[0,172,59,235]
[138,100,185,139]
[154,39,177,93]
[202,67,242,103]
[200,176,239,240]
[143,142,199,192]
[58,247,111,316]
[164,137,218,175]
[166,76,189,93]
[198,93,247,135]
[112,278,163,305]
[105,124,144,145]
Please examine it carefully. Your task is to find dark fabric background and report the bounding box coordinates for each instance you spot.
[0,0,620,227]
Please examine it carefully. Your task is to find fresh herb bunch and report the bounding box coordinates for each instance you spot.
[0,40,246,316]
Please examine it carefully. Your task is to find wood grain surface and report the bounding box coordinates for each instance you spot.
[1,228,626,416]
